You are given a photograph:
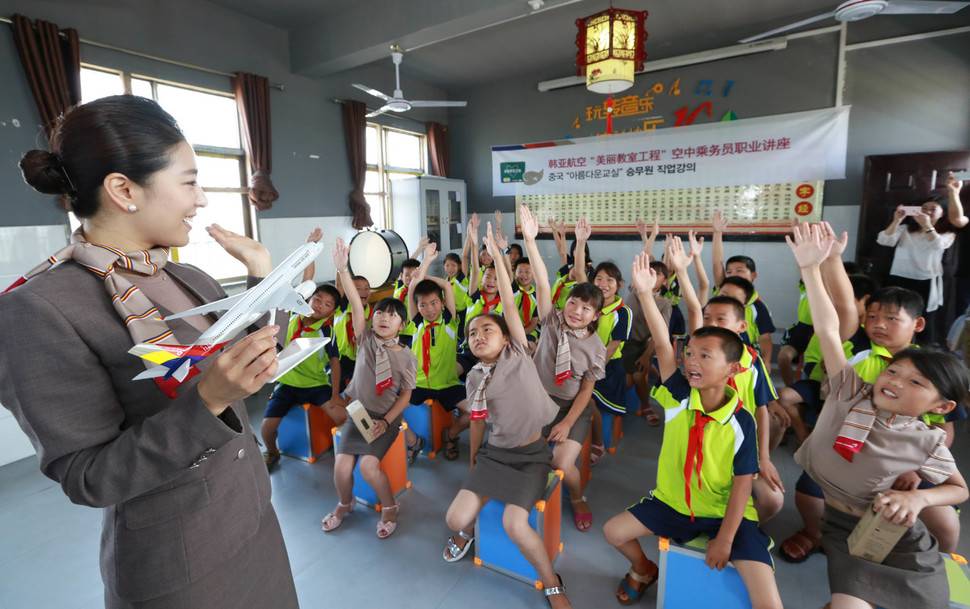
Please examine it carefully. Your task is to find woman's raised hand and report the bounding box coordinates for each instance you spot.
[207,223,271,276]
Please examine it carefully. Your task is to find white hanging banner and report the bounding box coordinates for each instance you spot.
[491,106,849,197]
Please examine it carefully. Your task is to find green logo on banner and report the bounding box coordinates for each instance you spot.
[501,162,525,183]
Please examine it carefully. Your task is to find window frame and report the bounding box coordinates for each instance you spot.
[364,123,427,230]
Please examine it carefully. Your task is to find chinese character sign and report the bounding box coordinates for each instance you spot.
[492,106,849,197]
[515,181,824,236]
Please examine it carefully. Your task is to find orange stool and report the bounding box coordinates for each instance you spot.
[332,422,411,509]
[402,399,454,457]
[277,403,335,463]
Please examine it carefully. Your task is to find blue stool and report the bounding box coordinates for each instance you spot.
[333,424,411,510]
[402,399,454,457]
[599,405,624,453]
[474,470,563,588]
[657,535,751,609]
[277,404,334,463]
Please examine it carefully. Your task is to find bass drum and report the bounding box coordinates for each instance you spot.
[348,229,408,289]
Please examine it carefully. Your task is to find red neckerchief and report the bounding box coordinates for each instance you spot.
[421,319,439,388]
[520,291,533,326]
[292,316,330,340]
[726,345,756,393]
[481,292,500,313]
[683,411,715,521]
[552,280,567,304]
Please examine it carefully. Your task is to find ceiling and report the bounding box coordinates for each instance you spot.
[206,0,970,91]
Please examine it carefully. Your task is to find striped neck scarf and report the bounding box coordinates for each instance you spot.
[5,230,173,346]
[375,335,400,395]
[554,309,587,385]
[833,401,878,462]
[469,361,497,413]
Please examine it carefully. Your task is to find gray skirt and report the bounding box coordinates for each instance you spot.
[820,505,948,609]
[336,412,403,459]
[542,395,591,445]
[462,439,553,510]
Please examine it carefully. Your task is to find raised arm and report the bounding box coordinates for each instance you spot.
[788,223,846,378]
[485,222,528,346]
[301,228,323,282]
[632,252,677,381]
[411,235,430,260]
[712,210,728,287]
[688,231,710,307]
[520,205,552,318]
[573,217,591,285]
[468,216,480,294]
[408,242,438,319]
[817,221,858,341]
[551,219,569,267]
[207,223,272,277]
[947,173,969,229]
[667,235,702,334]
[333,238,366,339]
[881,205,906,238]
[637,214,660,261]
[460,216,474,275]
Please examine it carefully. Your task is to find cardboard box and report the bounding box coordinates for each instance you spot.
[848,496,910,563]
[347,400,377,444]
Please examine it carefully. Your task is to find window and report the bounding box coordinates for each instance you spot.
[364,124,426,229]
[78,66,252,282]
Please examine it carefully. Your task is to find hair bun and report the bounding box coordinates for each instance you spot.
[20,149,73,196]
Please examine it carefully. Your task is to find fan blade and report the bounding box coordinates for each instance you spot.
[353,83,391,101]
[881,0,969,14]
[365,106,392,118]
[738,11,838,43]
[409,100,468,108]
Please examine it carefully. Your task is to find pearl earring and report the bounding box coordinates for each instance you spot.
[127,204,138,212]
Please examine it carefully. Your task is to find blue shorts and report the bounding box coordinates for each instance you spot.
[789,379,821,413]
[628,495,774,567]
[456,351,478,381]
[410,384,467,411]
[592,359,628,414]
[339,357,356,389]
[782,322,814,354]
[795,470,825,499]
[264,383,332,418]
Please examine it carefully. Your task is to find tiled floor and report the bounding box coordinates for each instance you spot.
[1,387,968,609]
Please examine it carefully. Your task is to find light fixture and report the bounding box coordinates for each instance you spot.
[575,7,648,94]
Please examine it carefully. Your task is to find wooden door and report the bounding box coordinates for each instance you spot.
[856,150,970,330]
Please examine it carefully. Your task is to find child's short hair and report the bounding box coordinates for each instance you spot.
[413,279,443,300]
[444,253,461,266]
[468,312,509,339]
[842,261,860,275]
[402,259,420,270]
[848,274,879,301]
[351,274,368,283]
[593,261,623,284]
[867,286,924,318]
[726,255,756,273]
[514,257,531,270]
[719,276,755,303]
[313,283,341,303]
[704,295,745,322]
[566,282,605,329]
[891,348,970,407]
[508,243,523,258]
[692,326,744,363]
[649,260,669,281]
[372,296,408,320]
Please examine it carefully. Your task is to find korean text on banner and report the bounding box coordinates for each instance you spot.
[491,106,849,197]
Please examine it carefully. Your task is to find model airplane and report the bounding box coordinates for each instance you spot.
[129,241,328,398]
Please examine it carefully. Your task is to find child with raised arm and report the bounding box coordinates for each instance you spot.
[603,252,782,608]
[333,273,373,390]
[322,239,417,539]
[668,234,786,522]
[521,207,607,532]
[789,222,968,609]
[712,211,776,366]
[442,223,569,608]
[405,242,470,462]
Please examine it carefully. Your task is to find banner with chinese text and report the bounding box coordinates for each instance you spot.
[515,181,824,236]
[492,106,849,197]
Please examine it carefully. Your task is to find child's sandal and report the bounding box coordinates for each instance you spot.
[441,429,460,461]
[321,497,356,532]
[590,443,606,466]
[376,503,399,539]
[543,573,567,607]
[443,530,474,562]
[616,565,657,605]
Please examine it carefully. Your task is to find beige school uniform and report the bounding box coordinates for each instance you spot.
[794,363,958,609]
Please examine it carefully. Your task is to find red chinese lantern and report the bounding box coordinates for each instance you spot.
[575,8,648,94]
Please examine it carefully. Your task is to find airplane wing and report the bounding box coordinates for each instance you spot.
[163,292,247,321]
[270,337,330,382]
[272,282,316,317]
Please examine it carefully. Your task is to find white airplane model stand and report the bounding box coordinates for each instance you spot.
[128,241,329,398]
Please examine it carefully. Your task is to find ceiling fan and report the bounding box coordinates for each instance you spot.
[739,0,970,43]
[353,45,468,118]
